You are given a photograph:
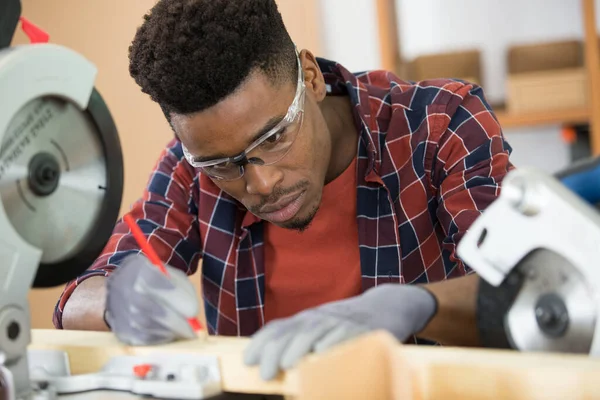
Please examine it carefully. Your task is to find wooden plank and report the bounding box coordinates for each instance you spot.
[293,331,394,400]
[495,106,590,129]
[392,345,600,399]
[582,0,600,155]
[375,0,401,71]
[28,329,600,399]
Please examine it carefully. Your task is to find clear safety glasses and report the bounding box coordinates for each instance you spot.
[182,53,306,181]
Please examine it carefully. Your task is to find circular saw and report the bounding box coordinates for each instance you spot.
[0,36,123,289]
[0,5,124,399]
[457,164,600,355]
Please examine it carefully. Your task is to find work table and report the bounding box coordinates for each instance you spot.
[28,329,600,399]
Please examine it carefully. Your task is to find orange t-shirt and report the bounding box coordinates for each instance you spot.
[263,156,362,323]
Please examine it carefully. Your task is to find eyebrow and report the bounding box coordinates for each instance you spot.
[193,114,286,163]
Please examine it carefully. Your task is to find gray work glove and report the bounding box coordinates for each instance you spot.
[104,253,199,346]
[243,283,438,380]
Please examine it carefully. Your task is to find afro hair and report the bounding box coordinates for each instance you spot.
[128,0,298,118]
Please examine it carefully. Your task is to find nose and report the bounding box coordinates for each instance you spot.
[244,164,283,196]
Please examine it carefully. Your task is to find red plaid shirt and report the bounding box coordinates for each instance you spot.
[53,58,513,337]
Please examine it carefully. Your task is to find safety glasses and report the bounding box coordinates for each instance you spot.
[182,52,306,181]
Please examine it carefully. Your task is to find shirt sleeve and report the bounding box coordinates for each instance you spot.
[427,82,514,277]
[52,138,202,329]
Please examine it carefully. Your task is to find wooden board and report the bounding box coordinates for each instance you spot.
[28,329,600,399]
[392,344,600,399]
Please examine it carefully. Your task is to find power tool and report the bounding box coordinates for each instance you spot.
[457,156,600,355]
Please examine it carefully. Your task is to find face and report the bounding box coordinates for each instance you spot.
[171,50,331,231]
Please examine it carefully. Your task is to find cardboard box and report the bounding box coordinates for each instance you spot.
[506,67,587,113]
[405,49,482,85]
[505,40,587,113]
[507,40,583,74]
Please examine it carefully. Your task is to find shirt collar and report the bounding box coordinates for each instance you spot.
[239,58,408,228]
[316,58,410,181]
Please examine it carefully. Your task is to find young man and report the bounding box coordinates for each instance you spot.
[54,0,513,380]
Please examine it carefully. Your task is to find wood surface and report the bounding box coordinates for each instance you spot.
[392,344,600,399]
[29,329,600,399]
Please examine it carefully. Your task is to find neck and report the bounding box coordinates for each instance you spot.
[320,95,359,184]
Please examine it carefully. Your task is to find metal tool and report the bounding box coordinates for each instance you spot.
[457,164,600,355]
[27,350,222,399]
[0,2,126,398]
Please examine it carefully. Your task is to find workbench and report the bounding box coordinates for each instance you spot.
[28,329,600,399]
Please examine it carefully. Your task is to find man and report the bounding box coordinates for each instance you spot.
[54,0,513,381]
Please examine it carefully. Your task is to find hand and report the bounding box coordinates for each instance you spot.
[243,283,438,380]
[104,253,199,346]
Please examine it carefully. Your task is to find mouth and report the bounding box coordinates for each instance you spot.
[258,191,306,223]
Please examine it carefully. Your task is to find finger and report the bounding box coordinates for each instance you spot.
[244,319,295,366]
[110,283,196,342]
[165,266,199,302]
[112,254,199,318]
[279,318,337,370]
[136,268,199,318]
[313,324,368,354]
[130,305,196,340]
[128,294,197,340]
[259,328,298,381]
[107,296,173,345]
[108,277,166,327]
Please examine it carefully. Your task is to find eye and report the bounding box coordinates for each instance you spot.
[264,128,286,144]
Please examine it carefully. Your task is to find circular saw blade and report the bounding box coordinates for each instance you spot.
[0,96,106,264]
[506,248,596,354]
[477,248,596,354]
[0,90,123,287]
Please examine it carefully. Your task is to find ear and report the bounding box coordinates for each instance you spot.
[299,49,327,103]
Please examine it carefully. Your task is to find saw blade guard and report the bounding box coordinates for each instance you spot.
[0,43,124,289]
[457,167,600,356]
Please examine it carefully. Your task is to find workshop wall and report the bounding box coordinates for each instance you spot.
[15,0,321,329]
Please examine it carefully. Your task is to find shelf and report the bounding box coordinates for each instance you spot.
[494,107,590,129]
[376,0,600,153]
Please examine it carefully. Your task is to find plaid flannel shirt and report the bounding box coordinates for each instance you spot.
[53,57,513,337]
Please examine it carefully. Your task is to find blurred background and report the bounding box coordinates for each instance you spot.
[12,0,600,329]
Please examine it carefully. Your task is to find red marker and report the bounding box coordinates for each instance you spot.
[123,214,203,332]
